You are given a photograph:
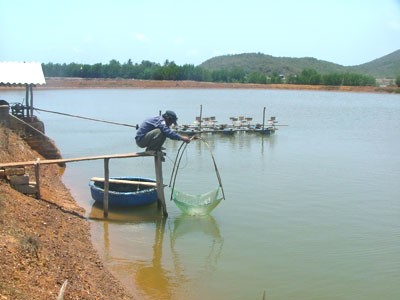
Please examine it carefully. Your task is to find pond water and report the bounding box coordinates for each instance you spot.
[2,88,400,300]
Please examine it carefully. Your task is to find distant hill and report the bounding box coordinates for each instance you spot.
[199,50,400,78]
[349,50,400,78]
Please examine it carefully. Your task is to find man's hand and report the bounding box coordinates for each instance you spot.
[181,136,191,143]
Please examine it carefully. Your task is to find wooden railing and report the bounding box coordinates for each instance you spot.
[0,151,168,217]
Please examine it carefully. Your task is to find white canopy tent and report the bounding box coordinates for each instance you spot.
[0,62,46,118]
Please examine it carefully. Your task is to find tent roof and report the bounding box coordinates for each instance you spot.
[0,62,46,85]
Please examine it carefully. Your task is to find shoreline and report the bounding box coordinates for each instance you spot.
[1,77,398,94]
[0,127,136,299]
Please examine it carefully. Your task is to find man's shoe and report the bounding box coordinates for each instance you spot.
[146,146,166,151]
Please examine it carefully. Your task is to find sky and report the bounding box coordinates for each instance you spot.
[1,0,399,67]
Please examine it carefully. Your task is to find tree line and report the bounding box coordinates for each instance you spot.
[286,69,377,86]
[42,59,377,86]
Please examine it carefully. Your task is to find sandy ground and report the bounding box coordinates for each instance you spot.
[0,127,135,300]
[34,78,397,93]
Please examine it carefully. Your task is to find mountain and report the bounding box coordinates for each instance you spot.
[349,50,400,78]
[199,50,400,78]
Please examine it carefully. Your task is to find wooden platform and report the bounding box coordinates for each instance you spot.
[0,152,154,168]
[0,151,168,218]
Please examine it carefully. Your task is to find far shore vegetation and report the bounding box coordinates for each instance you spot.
[42,59,400,89]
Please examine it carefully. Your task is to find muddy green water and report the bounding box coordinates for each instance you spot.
[2,89,399,299]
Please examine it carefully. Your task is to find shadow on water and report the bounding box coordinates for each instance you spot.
[88,201,162,223]
[87,202,224,300]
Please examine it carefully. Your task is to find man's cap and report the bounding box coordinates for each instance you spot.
[164,110,178,125]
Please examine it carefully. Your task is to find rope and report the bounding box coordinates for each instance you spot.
[33,107,138,128]
[169,142,189,201]
[169,141,187,187]
[169,136,226,201]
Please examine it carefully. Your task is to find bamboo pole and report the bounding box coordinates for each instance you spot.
[0,152,153,168]
[154,151,168,217]
[103,158,110,218]
[34,158,41,199]
[90,177,157,187]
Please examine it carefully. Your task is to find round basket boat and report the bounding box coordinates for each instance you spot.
[89,176,158,207]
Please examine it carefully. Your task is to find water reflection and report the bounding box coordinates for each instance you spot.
[166,132,277,161]
[260,134,276,155]
[88,203,223,300]
[88,201,161,223]
[170,215,224,283]
[133,217,177,300]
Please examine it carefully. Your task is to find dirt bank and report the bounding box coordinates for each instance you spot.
[0,77,393,93]
[0,127,135,299]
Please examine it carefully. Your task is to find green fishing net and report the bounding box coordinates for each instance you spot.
[170,137,225,216]
[172,186,223,216]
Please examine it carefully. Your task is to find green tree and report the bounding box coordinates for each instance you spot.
[229,67,246,83]
[298,69,321,85]
[322,73,343,85]
[396,75,400,87]
[211,69,228,82]
[247,71,267,84]
[162,61,180,80]
[270,72,282,84]
[106,59,122,78]
[286,74,298,84]
[91,63,103,78]
[342,73,375,86]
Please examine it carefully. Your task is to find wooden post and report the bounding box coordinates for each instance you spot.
[154,151,168,217]
[29,85,34,122]
[34,158,41,199]
[103,158,110,218]
[199,104,203,131]
[25,84,29,117]
[262,106,266,131]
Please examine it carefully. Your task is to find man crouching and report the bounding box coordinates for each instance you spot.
[135,110,191,151]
